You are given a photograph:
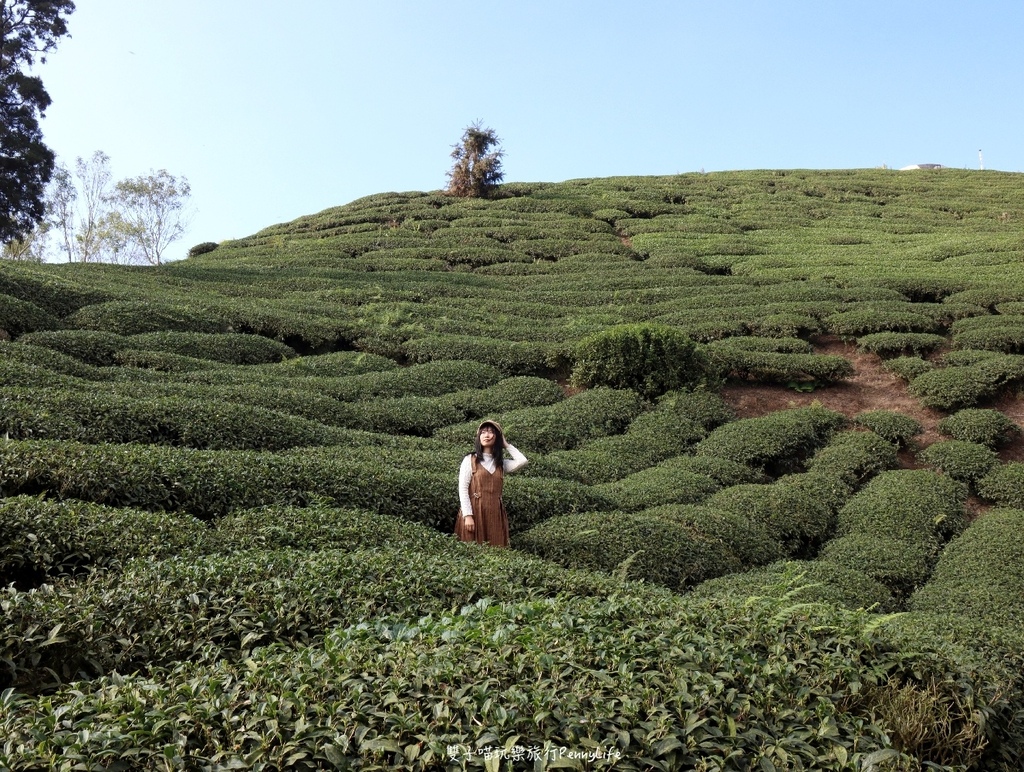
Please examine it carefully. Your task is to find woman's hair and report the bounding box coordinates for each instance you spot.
[473,421,505,464]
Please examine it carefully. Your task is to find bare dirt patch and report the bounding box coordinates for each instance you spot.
[716,335,1024,521]
[719,336,945,449]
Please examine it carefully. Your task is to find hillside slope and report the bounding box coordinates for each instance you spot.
[1,169,1024,770]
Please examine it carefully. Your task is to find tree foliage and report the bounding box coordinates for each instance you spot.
[108,169,192,266]
[445,122,504,198]
[0,0,76,244]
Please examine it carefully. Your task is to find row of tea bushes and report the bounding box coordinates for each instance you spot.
[856,332,947,358]
[818,470,967,603]
[693,404,846,474]
[593,455,764,511]
[434,387,644,452]
[0,293,61,337]
[517,429,898,591]
[910,508,1024,626]
[0,439,611,529]
[909,352,1024,410]
[6,567,1023,769]
[523,389,735,484]
[0,534,632,693]
[65,300,228,336]
[950,314,1024,353]
[0,388,355,451]
[17,329,297,366]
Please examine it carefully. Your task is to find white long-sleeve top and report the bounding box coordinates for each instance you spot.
[458,444,528,518]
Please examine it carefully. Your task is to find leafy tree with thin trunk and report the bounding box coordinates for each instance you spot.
[0,0,76,244]
[107,169,192,266]
[73,150,113,262]
[446,122,504,198]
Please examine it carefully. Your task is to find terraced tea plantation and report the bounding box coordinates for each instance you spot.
[2,169,1024,770]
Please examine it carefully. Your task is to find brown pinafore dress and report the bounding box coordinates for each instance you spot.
[455,455,509,547]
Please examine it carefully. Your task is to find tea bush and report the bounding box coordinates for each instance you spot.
[128,331,297,365]
[856,332,946,358]
[694,405,845,473]
[264,350,399,378]
[825,308,937,336]
[817,534,936,602]
[937,408,1020,447]
[645,503,785,567]
[0,389,356,450]
[66,300,225,335]
[0,340,105,379]
[910,508,1024,626]
[515,510,738,590]
[525,390,733,484]
[0,496,211,587]
[882,356,934,382]
[594,459,722,511]
[854,410,922,447]
[976,462,1024,507]
[17,329,129,366]
[309,359,503,402]
[569,323,710,397]
[917,440,999,483]
[692,559,896,612]
[910,354,1024,410]
[805,430,898,486]
[837,470,966,546]
[707,348,854,384]
[702,473,842,557]
[0,293,60,336]
[434,388,644,452]
[404,334,562,376]
[950,315,1024,353]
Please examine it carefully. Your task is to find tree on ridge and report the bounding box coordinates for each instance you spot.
[446,122,504,198]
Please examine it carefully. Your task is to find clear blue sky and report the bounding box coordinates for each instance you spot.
[35,0,1024,260]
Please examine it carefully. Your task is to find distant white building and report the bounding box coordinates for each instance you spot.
[899,163,945,170]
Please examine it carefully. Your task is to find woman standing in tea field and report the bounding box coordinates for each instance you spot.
[455,420,527,547]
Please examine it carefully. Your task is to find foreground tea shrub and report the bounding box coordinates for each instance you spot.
[937,408,1020,448]
[515,510,738,590]
[910,509,1024,626]
[1,538,651,693]
[6,589,1023,770]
